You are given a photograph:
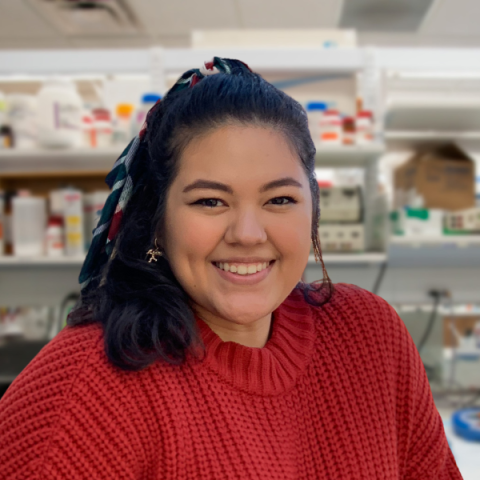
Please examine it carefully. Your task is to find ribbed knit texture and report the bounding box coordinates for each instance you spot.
[0,284,462,479]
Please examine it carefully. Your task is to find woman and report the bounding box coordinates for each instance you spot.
[0,58,462,479]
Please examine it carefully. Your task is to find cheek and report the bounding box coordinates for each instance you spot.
[166,208,223,259]
[271,207,312,253]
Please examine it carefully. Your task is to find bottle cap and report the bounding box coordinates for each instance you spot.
[358,110,373,118]
[116,104,134,117]
[142,93,162,103]
[306,102,328,111]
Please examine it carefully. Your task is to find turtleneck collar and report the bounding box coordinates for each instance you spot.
[191,288,317,396]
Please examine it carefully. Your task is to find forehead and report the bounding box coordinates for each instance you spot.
[176,125,305,184]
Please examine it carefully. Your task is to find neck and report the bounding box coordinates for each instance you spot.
[193,306,273,348]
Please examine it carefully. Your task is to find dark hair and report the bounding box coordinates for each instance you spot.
[69,61,333,371]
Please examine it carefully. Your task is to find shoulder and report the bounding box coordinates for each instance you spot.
[299,283,402,355]
[0,324,106,410]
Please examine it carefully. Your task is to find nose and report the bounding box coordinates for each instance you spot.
[224,208,267,247]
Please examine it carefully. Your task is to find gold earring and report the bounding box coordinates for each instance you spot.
[147,238,163,263]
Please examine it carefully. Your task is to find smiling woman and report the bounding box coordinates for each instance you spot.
[0,58,462,479]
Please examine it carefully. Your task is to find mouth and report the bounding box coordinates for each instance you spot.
[212,260,275,276]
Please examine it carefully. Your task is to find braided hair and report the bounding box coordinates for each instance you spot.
[69,57,332,371]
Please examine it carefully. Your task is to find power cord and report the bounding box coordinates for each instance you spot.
[418,290,449,382]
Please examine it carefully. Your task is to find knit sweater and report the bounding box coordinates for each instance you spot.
[0,284,462,480]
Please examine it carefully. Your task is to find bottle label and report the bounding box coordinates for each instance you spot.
[54,102,81,130]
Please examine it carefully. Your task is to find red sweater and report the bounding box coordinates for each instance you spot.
[0,284,462,479]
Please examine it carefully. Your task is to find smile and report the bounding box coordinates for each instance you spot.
[213,261,274,275]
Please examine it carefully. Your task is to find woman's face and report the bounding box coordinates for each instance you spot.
[163,125,312,328]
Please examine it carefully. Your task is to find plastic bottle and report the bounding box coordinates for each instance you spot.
[12,192,47,257]
[92,108,112,148]
[37,77,83,148]
[113,103,134,146]
[356,110,374,145]
[132,93,161,136]
[63,189,84,256]
[342,117,356,145]
[81,110,95,148]
[319,110,342,145]
[7,94,37,149]
[0,190,4,255]
[306,102,328,143]
[45,215,65,257]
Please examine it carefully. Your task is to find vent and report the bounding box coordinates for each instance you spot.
[339,0,434,33]
[28,0,141,35]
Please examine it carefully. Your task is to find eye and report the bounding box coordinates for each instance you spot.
[193,198,226,208]
[268,196,297,205]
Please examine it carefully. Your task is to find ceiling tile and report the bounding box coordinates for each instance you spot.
[420,0,480,36]
[237,0,341,29]
[0,0,58,39]
[129,0,239,36]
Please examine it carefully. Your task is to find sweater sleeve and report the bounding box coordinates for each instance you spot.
[0,325,148,480]
[372,291,463,480]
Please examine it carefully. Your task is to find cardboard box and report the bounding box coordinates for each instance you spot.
[319,186,362,223]
[393,144,475,211]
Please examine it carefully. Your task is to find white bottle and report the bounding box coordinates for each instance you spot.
[37,77,82,148]
[63,189,84,256]
[45,216,65,257]
[7,94,37,149]
[0,190,4,255]
[12,193,47,257]
[132,93,162,136]
[356,111,374,145]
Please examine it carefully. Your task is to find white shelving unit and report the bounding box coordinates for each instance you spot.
[309,253,387,264]
[0,148,120,174]
[315,143,385,252]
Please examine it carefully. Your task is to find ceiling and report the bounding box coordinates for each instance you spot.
[1,0,480,49]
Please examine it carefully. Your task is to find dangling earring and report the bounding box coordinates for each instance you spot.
[146,238,163,263]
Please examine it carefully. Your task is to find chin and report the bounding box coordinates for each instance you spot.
[215,297,275,324]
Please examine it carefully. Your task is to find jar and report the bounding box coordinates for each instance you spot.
[306,102,328,143]
[342,117,356,145]
[356,110,374,145]
[37,77,82,148]
[319,110,342,145]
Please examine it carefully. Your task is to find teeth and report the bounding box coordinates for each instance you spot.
[237,265,247,275]
[214,261,271,275]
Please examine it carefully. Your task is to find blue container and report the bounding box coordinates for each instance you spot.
[452,407,480,442]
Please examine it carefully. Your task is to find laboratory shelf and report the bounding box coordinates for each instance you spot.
[1,253,389,268]
[0,256,85,267]
[309,252,387,264]
[388,236,480,268]
[0,148,121,175]
[314,144,384,167]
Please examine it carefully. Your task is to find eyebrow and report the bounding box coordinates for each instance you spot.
[182,177,303,194]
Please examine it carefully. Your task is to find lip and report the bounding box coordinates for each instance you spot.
[212,257,274,264]
[212,260,275,285]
